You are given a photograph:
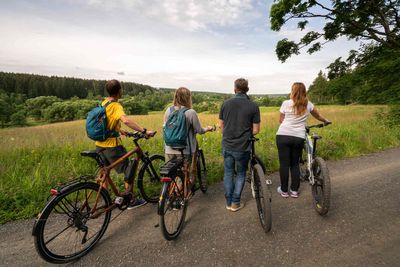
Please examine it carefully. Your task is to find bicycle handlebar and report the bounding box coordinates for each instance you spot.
[306,122,332,130]
[125,131,157,140]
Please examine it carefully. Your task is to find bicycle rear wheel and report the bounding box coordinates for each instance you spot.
[33,182,111,263]
[253,164,272,233]
[312,157,331,215]
[197,149,208,193]
[159,173,187,240]
[138,154,165,203]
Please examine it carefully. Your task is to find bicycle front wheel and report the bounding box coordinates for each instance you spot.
[312,157,331,215]
[253,164,272,233]
[138,154,165,203]
[33,182,111,263]
[197,149,208,193]
[159,173,187,240]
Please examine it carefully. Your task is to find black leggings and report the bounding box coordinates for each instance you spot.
[276,135,304,192]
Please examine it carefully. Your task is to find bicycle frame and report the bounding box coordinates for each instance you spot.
[88,139,145,217]
[304,133,315,185]
[303,124,326,186]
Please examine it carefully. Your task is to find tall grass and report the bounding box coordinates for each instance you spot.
[0,105,399,224]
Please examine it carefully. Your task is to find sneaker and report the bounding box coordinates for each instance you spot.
[127,198,147,210]
[226,205,232,211]
[290,190,299,198]
[231,202,245,212]
[277,186,289,198]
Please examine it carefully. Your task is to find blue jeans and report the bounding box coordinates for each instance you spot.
[223,150,250,205]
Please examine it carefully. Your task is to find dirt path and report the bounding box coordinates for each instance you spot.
[1,148,400,266]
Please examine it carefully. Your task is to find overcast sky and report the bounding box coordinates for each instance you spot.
[0,0,358,94]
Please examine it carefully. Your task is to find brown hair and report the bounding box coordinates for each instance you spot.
[106,79,121,96]
[291,82,308,116]
[173,87,192,108]
[234,78,249,93]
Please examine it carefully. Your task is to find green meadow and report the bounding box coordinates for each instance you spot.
[0,105,399,224]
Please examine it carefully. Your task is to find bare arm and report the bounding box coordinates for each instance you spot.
[120,115,153,135]
[279,113,285,124]
[252,123,260,135]
[310,108,330,123]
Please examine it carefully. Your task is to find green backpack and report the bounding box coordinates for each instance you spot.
[163,106,189,147]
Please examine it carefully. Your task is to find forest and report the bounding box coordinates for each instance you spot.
[0,72,286,127]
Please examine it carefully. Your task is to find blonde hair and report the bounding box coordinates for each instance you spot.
[291,82,308,116]
[173,87,192,108]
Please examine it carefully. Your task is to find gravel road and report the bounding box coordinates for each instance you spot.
[1,148,400,266]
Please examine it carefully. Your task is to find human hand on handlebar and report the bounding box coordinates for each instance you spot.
[145,130,156,138]
[206,125,216,132]
[324,121,332,126]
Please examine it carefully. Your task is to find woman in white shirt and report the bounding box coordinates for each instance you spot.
[276,82,330,198]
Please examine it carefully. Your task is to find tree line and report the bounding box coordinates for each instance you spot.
[0,72,157,99]
[0,72,286,127]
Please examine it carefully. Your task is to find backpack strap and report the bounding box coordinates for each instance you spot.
[102,100,120,144]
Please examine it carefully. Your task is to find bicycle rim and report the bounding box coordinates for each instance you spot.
[138,154,165,203]
[160,175,187,240]
[253,164,272,233]
[197,150,208,193]
[312,157,331,216]
[34,182,111,263]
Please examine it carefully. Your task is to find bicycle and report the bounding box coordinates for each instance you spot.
[248,136,272,233]
[32,132,164,263]
[157,132,213,240]
[299,122,332,215]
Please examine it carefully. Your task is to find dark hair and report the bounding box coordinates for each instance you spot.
[106,79,121,96]
[234,78,249,93]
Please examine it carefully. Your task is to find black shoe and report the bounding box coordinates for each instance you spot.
[127,198,147,210]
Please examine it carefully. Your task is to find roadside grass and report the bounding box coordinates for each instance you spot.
[0,105,399,224]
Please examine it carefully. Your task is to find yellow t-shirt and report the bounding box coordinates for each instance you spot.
[95,99,126,148]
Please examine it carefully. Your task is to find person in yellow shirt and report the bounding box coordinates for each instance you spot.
[96,79,155,209]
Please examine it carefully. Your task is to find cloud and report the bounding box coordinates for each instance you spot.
[0,0,359,94]
[86,0,255,31]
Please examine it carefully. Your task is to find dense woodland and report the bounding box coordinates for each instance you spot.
[0,72,286,127]
[307,46,400,104]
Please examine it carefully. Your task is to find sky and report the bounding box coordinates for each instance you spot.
[0,0,359,94]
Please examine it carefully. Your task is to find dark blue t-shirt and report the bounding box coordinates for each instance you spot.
[219,93,261,151]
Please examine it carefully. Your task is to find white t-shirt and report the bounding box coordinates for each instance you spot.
[276,99,314,139]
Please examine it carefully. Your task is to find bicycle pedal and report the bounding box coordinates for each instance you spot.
[114,197,123,205]
[265,179,272,185]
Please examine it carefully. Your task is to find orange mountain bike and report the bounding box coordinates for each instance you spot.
[32,132,164,263]
[157,128,214,240]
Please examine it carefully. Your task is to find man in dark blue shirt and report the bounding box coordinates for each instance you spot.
[219,78,261,212]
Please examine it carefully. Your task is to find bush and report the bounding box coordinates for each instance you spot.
[10,111,26,126]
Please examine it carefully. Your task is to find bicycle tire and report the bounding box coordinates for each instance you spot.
[254,155,266,173]
[33,182,111,263]
[311,157,331,216]
[197,149,208,193]
[138,154,165,203]
[159,173,187,240]
[253,164,272,233]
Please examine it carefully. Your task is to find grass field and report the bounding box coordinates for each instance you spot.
[0,105,399,224]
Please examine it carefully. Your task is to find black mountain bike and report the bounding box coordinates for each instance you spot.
[299,123,331,215]
[248,136,272,233]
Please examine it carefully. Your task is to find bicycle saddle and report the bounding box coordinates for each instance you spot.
[160,159,182,177]
[80,150,100,159]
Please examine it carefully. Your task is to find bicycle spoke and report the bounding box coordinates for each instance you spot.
[45,224,74,246]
